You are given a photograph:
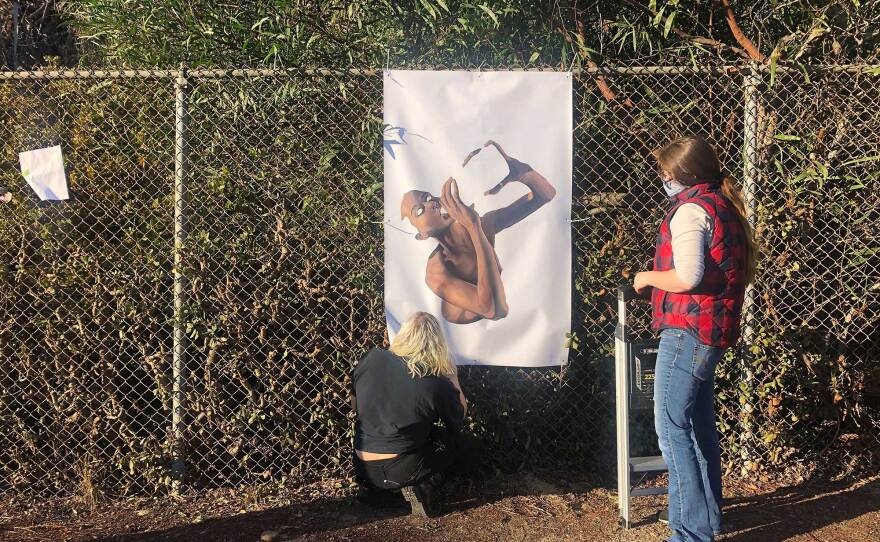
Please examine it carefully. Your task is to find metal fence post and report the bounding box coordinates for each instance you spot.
[11,1,19,70]
[739,64,762,475]
[172,64,190,484]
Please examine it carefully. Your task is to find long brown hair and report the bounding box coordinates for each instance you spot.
[654,136,758,284]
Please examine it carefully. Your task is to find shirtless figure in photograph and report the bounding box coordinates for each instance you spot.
[400,141,556,324]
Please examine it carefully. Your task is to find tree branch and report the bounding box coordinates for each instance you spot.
[566,16,635,109]
[619,0,752,60]
[719,0,766,61]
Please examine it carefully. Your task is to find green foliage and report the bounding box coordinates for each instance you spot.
[0,76,176,494]
[2,2,879,495]
[60,1,880,69]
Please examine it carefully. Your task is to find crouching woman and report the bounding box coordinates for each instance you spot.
[350,312,470,517]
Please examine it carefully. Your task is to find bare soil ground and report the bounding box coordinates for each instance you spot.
[1,472,878,542]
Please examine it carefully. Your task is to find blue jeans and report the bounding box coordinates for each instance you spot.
[654,328,724,542]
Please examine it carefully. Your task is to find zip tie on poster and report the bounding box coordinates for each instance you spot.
[370,219,416,236]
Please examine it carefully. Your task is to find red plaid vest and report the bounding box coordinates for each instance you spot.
[651,183,748,349]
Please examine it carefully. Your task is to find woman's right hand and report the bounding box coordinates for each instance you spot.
[633,271,652,294]
[441,177,481,232]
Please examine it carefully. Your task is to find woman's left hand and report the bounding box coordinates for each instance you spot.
[633,271,652,294]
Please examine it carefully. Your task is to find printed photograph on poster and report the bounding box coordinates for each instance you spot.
[384,70,572,367]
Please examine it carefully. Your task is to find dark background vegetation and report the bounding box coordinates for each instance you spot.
[0,0,877,498]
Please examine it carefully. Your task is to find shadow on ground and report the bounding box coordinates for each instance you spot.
[92,474,557,542]
[4,473,877,542]
[721,478,880,542]
[93,495,408,542]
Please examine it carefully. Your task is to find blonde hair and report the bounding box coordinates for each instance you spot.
[390,312,456,378]
[655,135,759,285]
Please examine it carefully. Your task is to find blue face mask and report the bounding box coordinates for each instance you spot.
[663,179,687,198]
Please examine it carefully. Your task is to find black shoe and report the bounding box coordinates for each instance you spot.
[400,481,438,517]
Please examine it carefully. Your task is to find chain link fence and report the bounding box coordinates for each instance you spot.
[0,65,877,498]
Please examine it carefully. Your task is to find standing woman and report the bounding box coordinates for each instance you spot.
[634,136,757,542]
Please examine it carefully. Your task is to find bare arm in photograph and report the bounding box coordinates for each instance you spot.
[426,178,508,322]
[473,140,557,235]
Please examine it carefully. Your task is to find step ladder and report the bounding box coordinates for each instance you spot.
[615,285,668,529]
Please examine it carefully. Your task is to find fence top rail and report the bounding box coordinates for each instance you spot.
[0,64,876,80]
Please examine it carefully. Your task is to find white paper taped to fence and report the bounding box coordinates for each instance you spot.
[19,145,69,201]
[384,70,572,367]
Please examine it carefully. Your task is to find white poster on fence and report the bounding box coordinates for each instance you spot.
[19,145,69,201]
[383,70,572,367]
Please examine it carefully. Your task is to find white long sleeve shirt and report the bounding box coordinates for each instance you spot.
[669,203,712,289]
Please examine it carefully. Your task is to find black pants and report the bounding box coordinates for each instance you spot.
[354,429,477,491]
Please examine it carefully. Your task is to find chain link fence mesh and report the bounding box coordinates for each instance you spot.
[0,65,877,497]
